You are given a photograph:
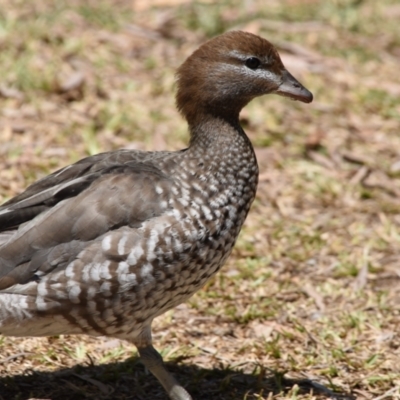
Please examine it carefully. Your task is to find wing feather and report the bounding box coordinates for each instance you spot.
[0,159,173,289]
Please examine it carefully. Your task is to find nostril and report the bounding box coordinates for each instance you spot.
[293,82,300,88]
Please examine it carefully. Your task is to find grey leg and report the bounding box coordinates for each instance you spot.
[134,326,192,400]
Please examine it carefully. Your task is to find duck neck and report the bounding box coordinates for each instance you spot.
[188,111,249,150]
[184,111,259,232]
[186,111,259,194]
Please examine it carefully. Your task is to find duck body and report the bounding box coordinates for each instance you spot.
[0,120,258,339]
[0,31,312,400]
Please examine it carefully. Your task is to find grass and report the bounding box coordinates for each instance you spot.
[0,0,400,399]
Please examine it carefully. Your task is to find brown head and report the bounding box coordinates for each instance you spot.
[176,31,312,125]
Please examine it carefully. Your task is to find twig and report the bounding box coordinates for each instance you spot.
[374,386,400,400]
[0,352,32,364]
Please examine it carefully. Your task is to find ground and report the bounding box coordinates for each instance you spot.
[0,0,399,399]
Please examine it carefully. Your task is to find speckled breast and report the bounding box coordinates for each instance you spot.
[0,145,258,340]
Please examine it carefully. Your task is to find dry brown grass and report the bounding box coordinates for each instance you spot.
[0,0,399,399]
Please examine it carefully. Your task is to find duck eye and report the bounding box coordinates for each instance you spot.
[245,57,261,70]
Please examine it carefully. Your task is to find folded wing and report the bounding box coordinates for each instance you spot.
[0,156,173,290]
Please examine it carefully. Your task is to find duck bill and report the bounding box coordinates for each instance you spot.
[275,69,313,103]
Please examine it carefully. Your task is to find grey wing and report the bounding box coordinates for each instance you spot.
[0,159,173,290]
[0,149,168,230]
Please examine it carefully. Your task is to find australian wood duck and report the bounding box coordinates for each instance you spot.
[0,31,312,400]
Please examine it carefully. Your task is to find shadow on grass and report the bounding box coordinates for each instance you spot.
[0,356,355,400]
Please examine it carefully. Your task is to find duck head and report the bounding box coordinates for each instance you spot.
[176,31,313,125]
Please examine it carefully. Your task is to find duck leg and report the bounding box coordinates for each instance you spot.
[134,327,192,400]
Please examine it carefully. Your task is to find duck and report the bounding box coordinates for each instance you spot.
[0,31,312,400]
